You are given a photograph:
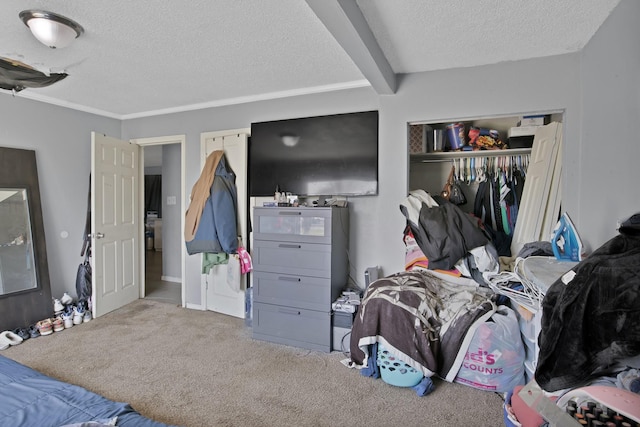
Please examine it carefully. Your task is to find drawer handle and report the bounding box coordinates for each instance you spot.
[279,276,301,282]
[279,308,301,316]
[278,243,301,249]
[279,211,302,216]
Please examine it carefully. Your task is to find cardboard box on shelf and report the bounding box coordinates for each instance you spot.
[508,125,541,138]
[518,115,550,127]
[409,124,426,154]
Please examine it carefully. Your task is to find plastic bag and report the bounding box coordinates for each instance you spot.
[454,306,525,393]
[226,255,241,292]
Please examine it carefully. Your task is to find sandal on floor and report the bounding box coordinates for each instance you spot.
[0,333,9,351]
[0,330,24,349]
[13,327,30,341]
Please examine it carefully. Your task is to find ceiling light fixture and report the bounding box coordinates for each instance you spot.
[19,10,84,49]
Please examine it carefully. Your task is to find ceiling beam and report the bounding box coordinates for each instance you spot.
[305,0,397,94]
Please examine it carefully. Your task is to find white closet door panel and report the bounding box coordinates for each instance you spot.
[511,123,562,256]
[200,130,249,319]
[540,139,563,241]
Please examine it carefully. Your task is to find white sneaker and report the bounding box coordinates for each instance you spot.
[83,310,92,323]
[73,305,84,325]
[60,292,73,305]
[52,317,64,332]
[62,311,73,329]
[53,299,64,314]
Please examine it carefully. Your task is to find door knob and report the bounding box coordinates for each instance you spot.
[93,232,105,239]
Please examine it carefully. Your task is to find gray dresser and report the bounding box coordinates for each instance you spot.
[251,206,349,352]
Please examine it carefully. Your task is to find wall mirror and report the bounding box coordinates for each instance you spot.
[0,188,38,295]
[0,147,52,331]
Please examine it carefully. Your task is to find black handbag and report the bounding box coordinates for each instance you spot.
[75,175,92,304]
[75,250,92,304]
[441,165,467,206]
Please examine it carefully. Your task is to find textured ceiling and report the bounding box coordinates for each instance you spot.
[0,0,620,119]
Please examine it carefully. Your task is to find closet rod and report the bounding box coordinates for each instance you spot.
[418,159,454,163]
[418,155,529,164]
[412,147,532,163]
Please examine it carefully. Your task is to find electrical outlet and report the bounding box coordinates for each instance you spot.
[167,196,176,205]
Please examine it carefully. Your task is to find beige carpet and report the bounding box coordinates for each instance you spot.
[3,299,506,427]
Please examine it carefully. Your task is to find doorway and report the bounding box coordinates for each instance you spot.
[132,135,186,307]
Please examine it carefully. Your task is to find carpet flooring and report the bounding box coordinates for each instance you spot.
[3,299,506,426]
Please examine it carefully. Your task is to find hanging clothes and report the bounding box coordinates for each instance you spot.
[185,150,239,255]
[450,153,530,257]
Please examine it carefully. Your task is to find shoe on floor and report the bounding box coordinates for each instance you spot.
[0,332,11,350]
[73,305,84,325]
[60,292,73,306]
[37,319,53,336]
[12,328,30,341]
[0,330,24,349]
[83,310,92,323]
[53,298,64,314]
[28,324,40,338]
[52,316,64,332]
[62,311,74,329]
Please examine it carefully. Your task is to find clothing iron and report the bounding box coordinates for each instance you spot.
[551,213,584,262]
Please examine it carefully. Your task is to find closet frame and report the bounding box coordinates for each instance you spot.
[408,112,563,215]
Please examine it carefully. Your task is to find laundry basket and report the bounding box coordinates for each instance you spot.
[376,343,423,387]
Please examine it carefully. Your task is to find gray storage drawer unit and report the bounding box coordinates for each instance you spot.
[252,206,348,352]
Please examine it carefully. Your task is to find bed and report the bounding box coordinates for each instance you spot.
[0,354,176,427]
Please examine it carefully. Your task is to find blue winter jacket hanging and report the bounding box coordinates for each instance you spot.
[185,154,238,255]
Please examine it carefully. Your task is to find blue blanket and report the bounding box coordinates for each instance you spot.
[0,355,177,427]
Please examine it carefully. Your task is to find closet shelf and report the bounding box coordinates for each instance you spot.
[411,147,532,163]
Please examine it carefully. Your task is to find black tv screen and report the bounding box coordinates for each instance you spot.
[249,110,378,197]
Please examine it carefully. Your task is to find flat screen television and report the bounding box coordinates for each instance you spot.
[249,110,378,197]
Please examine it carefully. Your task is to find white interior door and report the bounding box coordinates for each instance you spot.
[91,132,140,318]
[510,122,562,256]
[200,129,249,318]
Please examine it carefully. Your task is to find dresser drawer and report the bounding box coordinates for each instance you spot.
[252,302,331,352]
[253,207,347,244]
[252,271,331,311]
[252,239,331,278]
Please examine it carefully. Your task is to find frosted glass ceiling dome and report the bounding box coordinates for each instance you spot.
[19,10,84,49]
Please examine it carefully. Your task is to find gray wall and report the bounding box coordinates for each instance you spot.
[381,54,581,270]
[122,53,583,307]
[0,95,121,300]
[1,0,637,309]
[578,0,640,249]
[121,88,380,305]
[161,143,182,280]
[144,166,162,175]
